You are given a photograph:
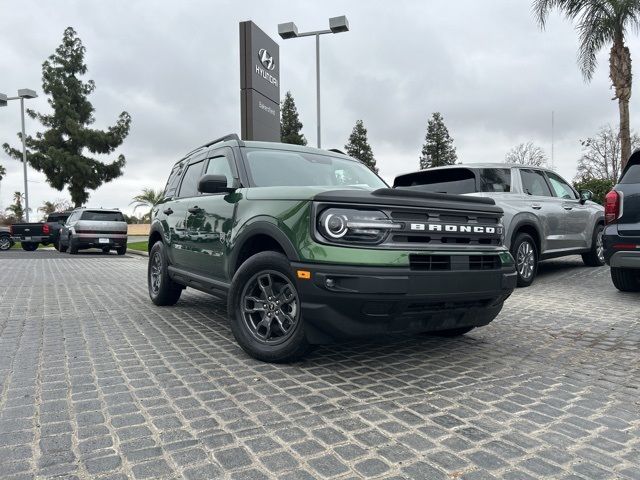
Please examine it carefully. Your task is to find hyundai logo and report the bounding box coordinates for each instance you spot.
[258,48,275,71]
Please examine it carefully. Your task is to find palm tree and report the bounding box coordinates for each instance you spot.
[5,191,26,222]
[130,188,163,222]
[39,201,58,217]
[0,164,5,182]
[533,0,640,169]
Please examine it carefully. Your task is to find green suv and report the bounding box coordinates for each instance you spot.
[148,134,517,362]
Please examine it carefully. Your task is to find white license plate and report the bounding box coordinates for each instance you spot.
[23,236,31,241]
[98,238,109,244]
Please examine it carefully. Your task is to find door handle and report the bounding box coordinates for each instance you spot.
[563,206,573,211]
[163,208,174,215]
[531,203,542,210]
[188,206,204,214]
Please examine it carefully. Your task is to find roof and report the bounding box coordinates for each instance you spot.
[395,162,556,179]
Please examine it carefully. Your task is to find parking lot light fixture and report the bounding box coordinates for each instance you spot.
[0,88,38,221]
[278,15,349,149]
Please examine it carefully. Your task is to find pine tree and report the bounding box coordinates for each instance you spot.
[419,112,457,169]
[280,91,306,145]
[345,120,378,173]
[2,27,131,207]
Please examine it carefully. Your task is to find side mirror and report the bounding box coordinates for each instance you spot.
[579,189,593,203]
[198,174,234,194]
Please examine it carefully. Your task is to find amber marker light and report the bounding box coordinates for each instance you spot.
[297,270,311,280]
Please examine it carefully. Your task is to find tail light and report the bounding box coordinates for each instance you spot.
[605,190,622,224]
[42,224,50,235]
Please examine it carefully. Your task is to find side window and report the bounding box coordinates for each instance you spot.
[546,172,577,199]
[205,155,233,187]
[480,168,511,192]
[520,169,553,197]
[178,161,205,198]
[164,163,184,198]
[621,164,640,184]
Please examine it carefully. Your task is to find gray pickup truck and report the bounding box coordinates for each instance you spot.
[395,164,605,286]
[58,208,128,255]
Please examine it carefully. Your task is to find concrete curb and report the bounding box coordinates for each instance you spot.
[127,249,149,258]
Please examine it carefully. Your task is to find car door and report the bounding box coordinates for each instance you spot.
[545,171,590,250]
[518,168,566,253]
[183,147,239,281]
[170,153,207,271]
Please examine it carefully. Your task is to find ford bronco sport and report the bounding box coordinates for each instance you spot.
[148,134,517,362]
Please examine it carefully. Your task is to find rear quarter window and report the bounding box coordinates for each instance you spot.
[80,211,125,222]
[479,168,511,192]
[395,168,478,194]
[620,164,640,184]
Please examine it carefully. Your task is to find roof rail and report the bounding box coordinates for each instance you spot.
[185,134,242,157]
[328,148,346,155]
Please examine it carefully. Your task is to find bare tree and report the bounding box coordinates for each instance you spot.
[576,124,640,182]
[505,142,548,167]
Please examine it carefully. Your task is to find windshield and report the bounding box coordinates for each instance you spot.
[80,211,125,222]
[244,148,387,189]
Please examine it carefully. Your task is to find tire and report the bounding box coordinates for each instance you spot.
[68,237,78,255]
[430,326,475,337]
[610,267,640,292]
[511,233,538,288]
[102,247,110,254]
[0,236,11,251]
[58,236,68,253]
[116,246,127,256]
[21,242,38,252]
[148,241,182,306]
[228,251,310,363]
[582,224,605,267]
[53,242,59,251]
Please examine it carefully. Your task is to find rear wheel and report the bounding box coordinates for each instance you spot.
[21,242,38,252]
[58,236,68,253]
[0,236,11,251]
[610,267,640,292]
[148,241,182,306]
[102,247,110,254]
[511,233,538,287]
[229,251,310,363]
[116,246,127,256]
[582,224,605,267]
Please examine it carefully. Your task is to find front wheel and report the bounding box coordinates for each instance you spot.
[21,242,38,252]
[0,236,12,251]
[148,241,182,306]
[228,251,310,363]
[511,233,538,287]
[610,267,640,292]
[116,246,127,255]
[68,237,78,255]
[582,224,605,267]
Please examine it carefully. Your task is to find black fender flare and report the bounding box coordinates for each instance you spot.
[227,219,300,279]
[508,218,542,252]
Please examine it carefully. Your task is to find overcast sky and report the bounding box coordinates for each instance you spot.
[0,0,637,216]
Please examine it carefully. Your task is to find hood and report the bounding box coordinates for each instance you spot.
[244,185,374,202]
[314,188,503,215]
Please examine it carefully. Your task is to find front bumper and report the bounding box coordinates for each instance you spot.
[292,261,517,343]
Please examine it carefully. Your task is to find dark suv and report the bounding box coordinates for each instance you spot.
[148,134,517,362]
[603,150,640,291]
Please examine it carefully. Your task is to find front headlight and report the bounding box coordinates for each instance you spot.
[317,208,402,245]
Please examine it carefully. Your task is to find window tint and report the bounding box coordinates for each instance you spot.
[395,168,477,194]
[546,172,577,199]
[205,156,233,187]
[479,168,511,192]
[80,211,125,222]
[621,164,640,184]
[178,161,204,197]
[245,149,386,189]
[164,162,184,198]
[520,169,552,196]
[47,213,69,223]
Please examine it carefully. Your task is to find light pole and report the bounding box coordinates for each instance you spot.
[278,16,349,149]
[0,88,38,221]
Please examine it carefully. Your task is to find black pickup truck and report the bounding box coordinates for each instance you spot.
[603,150,640,291]
[10,211,72,251]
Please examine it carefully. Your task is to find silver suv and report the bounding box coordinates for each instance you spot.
[58,208,128,255]
[394,164,605,286]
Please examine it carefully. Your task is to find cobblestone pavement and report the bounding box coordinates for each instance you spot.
[0,251,638,479]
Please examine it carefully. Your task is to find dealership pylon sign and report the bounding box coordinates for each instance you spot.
[240,21,280,142]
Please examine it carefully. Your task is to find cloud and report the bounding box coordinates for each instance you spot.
[0,0,636,214]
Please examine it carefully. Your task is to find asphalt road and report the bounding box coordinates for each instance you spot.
[0,251,638,479]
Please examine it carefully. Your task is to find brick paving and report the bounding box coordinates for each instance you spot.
[0,250,638,479]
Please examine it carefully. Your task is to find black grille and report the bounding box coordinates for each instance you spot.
[405,300,489,314]
[469,255,501,270]
[409,254,451,271]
